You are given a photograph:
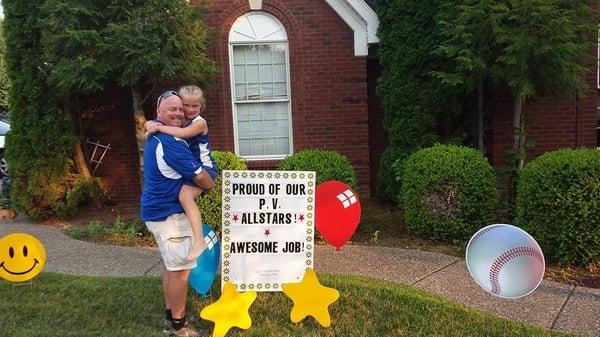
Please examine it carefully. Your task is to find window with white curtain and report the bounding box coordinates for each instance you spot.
[229,12,292,159]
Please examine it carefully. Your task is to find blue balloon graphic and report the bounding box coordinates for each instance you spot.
[188,224,221,298]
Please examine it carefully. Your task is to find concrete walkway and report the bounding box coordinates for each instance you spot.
[1,215,598,337]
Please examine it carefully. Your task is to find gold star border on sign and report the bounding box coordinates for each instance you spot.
[282,268,340,327]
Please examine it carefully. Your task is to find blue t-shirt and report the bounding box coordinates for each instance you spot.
[140,132,203,221]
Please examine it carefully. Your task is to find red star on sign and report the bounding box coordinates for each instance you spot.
[298,214,305,222]
[264,229,271,236]
[232,214,239,222]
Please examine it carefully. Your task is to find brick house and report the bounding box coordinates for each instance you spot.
[86,0,598,204]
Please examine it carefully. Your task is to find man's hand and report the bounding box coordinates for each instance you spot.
[193,171,215,192]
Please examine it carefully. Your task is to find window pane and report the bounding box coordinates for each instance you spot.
[260,66,273,83]
[233,47,245,65]
[276,119,289,137]
[238,121,249,138]
[246,65,259,83]
[248,104,263,121]
[250,120,263,137]
[259,45,272,64]
[246,46,258,64]
[239,139,251,156]
[277,137,290,153]
[263,103,276,120]
[273,64,286,82]
[251,138,264,155]
[261,83,273,99]
[273,46,285,63]
[247,83,260,100]
[264,138,277,154]
[273,82,287,98]
[234,65,246,83]
[235,84,247,101]
[263,120,276,137]
[276,102,288,119]
[237,104,247,120]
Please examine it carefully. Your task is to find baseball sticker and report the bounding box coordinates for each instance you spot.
[465,224,545,298]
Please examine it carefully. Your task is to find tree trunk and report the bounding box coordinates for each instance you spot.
[477,80,484,155]
[63,96,92,178]
[132,88,147,177]
[73,141,92,179]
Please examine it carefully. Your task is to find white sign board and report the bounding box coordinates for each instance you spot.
[221,170,315,292]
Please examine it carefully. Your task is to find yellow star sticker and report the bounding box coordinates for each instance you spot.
[282,268,340,327]
[200,281,257,337]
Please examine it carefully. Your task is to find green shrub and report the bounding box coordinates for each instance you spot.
[277,149,358,189]
[400,145,496,243]
[67,220,107,241]
[67,218,152,245]
[375,0,463,203]
[4,0,75,219]
[53,177,107,219]
[197,151,247,231]
[0,176,11,210]
[376,146,404,202]
[516,149,600,266]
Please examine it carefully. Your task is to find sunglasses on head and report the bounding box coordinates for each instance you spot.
[157,90,180,107]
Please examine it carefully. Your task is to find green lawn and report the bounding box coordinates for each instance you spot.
[0,273,575,337]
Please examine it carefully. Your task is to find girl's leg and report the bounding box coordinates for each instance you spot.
[179,184,207,261]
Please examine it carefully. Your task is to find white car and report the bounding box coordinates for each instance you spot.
[0,120,9,177]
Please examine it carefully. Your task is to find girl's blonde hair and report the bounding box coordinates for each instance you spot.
[178,85,206,112]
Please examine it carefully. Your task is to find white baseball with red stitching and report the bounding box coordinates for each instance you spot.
[466,224,545,298]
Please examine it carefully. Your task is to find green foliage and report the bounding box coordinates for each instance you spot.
[104,0,218,90]
[0,21,10,112]
[67,217,152,244]
[433,0,499,91]
[40,0,218,94]
[492,0,595,100]
[68,220,107,241]
[400,145,496,243]
[3,0,75,219]
[197,151,247,231]
[53,177,106,219]
[277,149,358,189]
[375,0,463,201]
[492,0,595,181]
[376,146,405,202]
[40,0,111,94]
[0,176,11,210]
[516,149,600,266]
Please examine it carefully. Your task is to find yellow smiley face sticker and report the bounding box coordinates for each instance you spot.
[0,233,46,283]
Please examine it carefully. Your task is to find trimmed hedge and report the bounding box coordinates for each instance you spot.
[516,149,600,266]
[400,145,496,243]
[197,151,247,231]
[277,149,358,190]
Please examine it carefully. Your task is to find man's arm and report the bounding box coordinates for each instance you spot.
[161,136,214,191]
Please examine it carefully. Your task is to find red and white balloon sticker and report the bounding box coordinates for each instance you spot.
[315,181,361,250]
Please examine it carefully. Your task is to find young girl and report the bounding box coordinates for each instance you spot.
[146,86,218,262]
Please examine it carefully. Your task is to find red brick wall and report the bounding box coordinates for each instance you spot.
[81,89,141,204]
[201,0,371,195]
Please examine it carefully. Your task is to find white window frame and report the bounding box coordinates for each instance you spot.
[228,12,293,161]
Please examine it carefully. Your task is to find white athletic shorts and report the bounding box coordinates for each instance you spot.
[146,213,197,271]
